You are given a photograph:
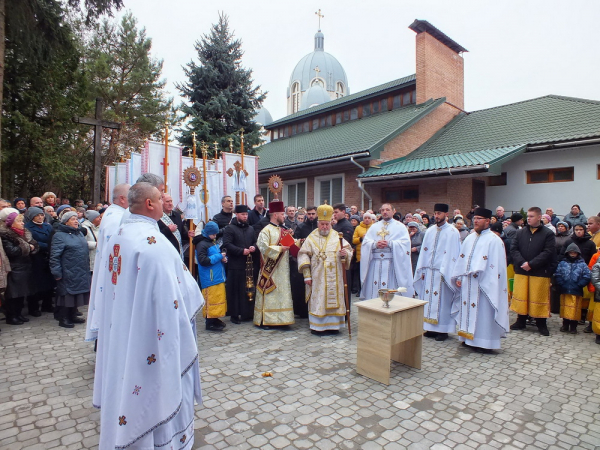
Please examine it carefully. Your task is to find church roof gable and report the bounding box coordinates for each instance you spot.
[360,95,600,178]
[257,98,444,172]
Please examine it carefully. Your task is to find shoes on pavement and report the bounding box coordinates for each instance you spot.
[435,333,449,342]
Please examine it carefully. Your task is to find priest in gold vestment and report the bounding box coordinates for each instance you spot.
[298,204,353,335]
[254,201,295,328]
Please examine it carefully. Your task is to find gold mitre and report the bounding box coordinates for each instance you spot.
[317,204,333,221]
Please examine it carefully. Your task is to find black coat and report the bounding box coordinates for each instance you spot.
[165,211,187,240]
[50,224,91,296]
[560,233,597,265]
[212,210,233,239]
[510,224,557,278]
[158,220,181,254]
[0,224,39,299]
[253,215,271,240]
[296,218,318,240]
[333,218,354,246]
[24,221,55,293]
[248,208,266,226]
[222,218,258,270]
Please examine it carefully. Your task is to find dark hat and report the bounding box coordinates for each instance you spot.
[565,243,581,255]
[490,222,503,234]
[234,205,249,213]
[433,203,449,213]
[268,201,285,213]
[473,207,493,219]
[510,213,523,222]
[202,221,219,237]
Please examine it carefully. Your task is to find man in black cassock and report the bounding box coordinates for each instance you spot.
[292,206,319,318]
[222,205,258,323]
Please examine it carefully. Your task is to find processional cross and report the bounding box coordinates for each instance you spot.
[73,98,122,204]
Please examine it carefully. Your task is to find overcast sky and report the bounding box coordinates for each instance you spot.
[117,0,600,122]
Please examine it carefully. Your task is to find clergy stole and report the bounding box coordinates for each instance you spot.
[256,227,288,295]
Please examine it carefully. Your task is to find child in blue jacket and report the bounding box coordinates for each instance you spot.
[555,243,591,334]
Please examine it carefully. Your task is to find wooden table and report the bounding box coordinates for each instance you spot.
[355,296,427,385]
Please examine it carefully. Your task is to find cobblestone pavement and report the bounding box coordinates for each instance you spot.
[1,300,599,450]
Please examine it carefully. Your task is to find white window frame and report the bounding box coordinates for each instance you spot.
[314,173,345,206]
[258,184,272,205]
[283,178,308,209]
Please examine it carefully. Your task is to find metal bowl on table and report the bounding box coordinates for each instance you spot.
[378,289,397,308]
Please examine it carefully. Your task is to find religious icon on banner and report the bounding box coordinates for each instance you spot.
[268,175,283,200]
[226,160,248,193]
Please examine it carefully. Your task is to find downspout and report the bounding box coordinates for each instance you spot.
[350,156,372,211]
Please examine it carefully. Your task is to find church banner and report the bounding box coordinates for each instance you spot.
[222,151,258,209]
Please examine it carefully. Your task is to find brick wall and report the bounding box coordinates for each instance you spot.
[375,102,460,164]
[415,31,465,110]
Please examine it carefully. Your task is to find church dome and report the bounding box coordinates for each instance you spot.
[287,30,349,114]
[300,85,330,110]
[254,106,273,126]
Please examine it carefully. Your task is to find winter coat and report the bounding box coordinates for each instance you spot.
[333,218,354,247]
[549,214,560,228]
[560,233,596,265]
[195,235,226,289]
[409,229,423,273]
[253,215,271,240]
[49,224,91,296]
[248,207,266,227]
[555,245,591,296]
[222,217,259,270]
[500,234,512,266]
[81,220,99,270]
[503,223,520,246]
[511,224,557,278]
[211,210,233,239]
[296,218,318,240]
[591,261,600,302]
[24,220,55,293]
[0,223,39,299]
[564,211,587,228]
[284,217,298,233]
[0,239,10,291]
[554,228,572,257]
[352,222,372,262]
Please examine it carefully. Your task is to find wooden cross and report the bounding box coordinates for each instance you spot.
[73,98,121,204]
[315,9,324,29]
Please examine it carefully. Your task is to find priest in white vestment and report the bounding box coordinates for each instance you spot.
[297,204,353,335]
[360,203,414,300]
[254,200,295,328]
[93,182,204,449]
[414,204,461,341]
[85,183,130,342]
[451,208,509,351]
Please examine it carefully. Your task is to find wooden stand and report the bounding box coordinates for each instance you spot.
[355,296,427,385]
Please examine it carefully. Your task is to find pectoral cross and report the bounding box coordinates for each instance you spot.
[377,223,390,240]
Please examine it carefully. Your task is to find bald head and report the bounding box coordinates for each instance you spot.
[136,173,165,192]
[128,182,163,220]
[112,183,131,208]
[30,197,43,207]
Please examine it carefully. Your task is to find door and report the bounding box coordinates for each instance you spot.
[472,180,485,208]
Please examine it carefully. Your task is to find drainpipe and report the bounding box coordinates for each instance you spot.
[350,156,372,212]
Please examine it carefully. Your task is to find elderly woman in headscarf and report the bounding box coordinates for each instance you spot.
[49,211,90,328]
[24,207,55,315]
[0,209,39,324]
[412,214,428,234]
[81,210,102,273]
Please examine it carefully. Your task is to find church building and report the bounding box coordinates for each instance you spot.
[256,19,600,216]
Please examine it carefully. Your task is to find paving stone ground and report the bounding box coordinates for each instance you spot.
[1,299,599,450]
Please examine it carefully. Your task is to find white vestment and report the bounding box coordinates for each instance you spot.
[360,219,414,300]
[93,214,204,449]
[297,229,352,331]
[413,222,461,333]
[85,204,126,341]
[451,228,509,349]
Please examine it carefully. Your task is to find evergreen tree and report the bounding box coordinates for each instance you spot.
[177,14,266,155]
[83,12,174,165]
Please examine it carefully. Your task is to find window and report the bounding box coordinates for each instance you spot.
[291,124,297,136]
[350,108,358,120]
[320,117,326,127]
[312,119,319,131]
[393,95,401,109]
[315,174,344,205]
[488,172,507,186]
[284,179,307,208]
[259,186,271,204]
[336,81,345,99]
[336,112,342,124]
[381,98,388,111]
[343,110,349,122]
[372,101,380,114]
[402,92,411,105]
[311,78,325,88]
[382,186,419,203]
[526,167,574,184]
[362,104,371,118]
[291,82,300,113]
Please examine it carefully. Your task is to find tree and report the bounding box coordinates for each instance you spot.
[0,0,123,196]
[83,12,174,165]
[177,13,266,155]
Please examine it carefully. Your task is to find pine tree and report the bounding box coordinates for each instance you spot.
[177,13,266,155]
[83,12,174,165]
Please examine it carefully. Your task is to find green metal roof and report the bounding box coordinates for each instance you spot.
[267,74,416,128]
[360,95,600,179]
[257,98,445,172]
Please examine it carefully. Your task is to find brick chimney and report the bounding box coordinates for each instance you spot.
[409,20,467,110]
